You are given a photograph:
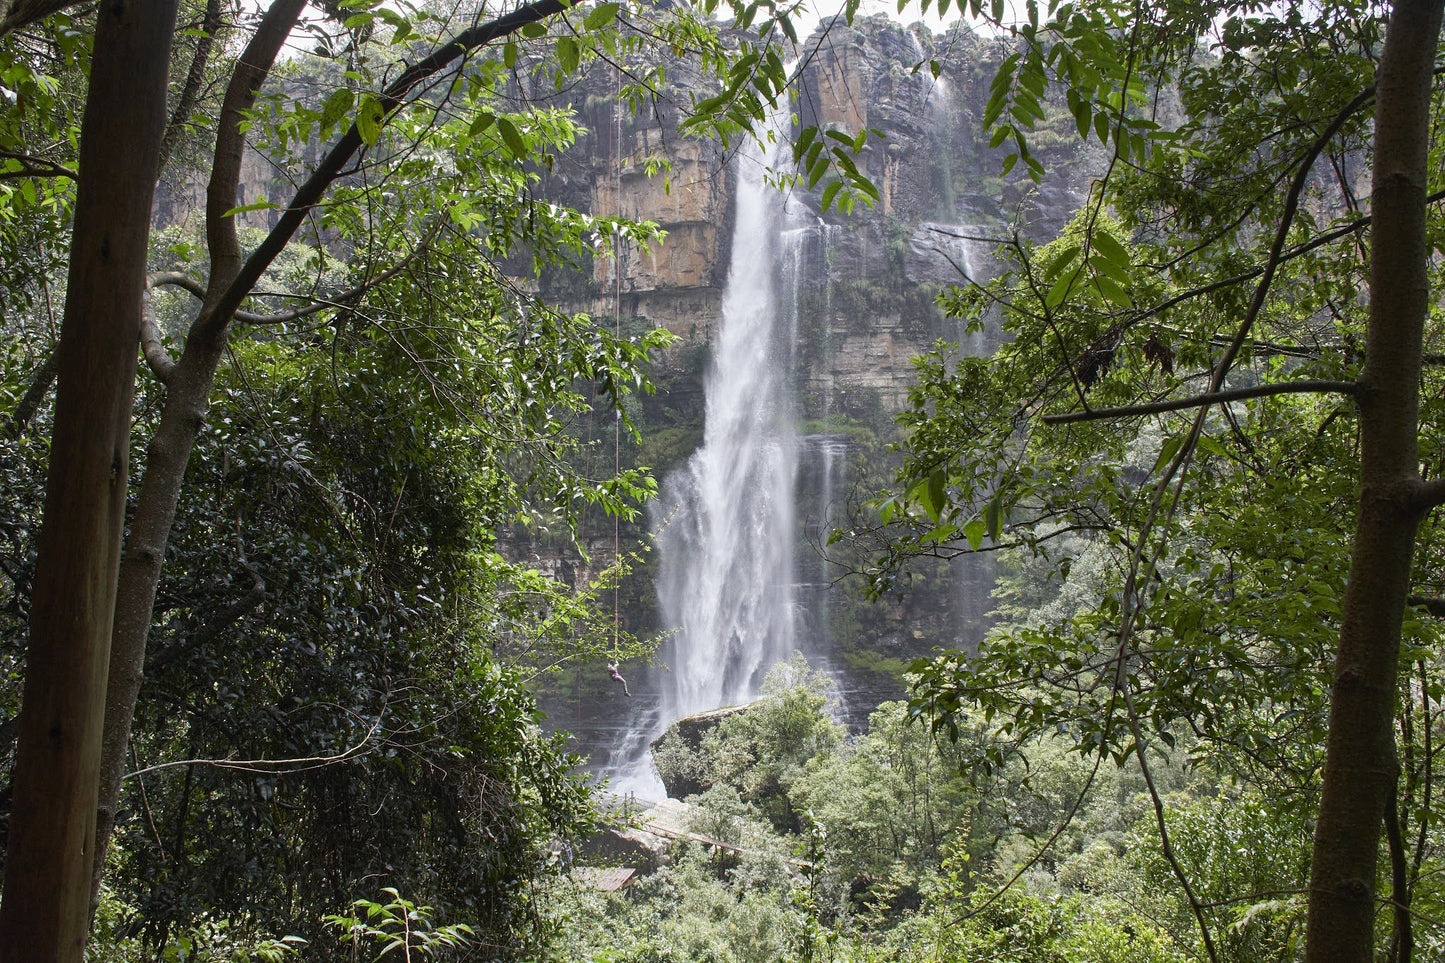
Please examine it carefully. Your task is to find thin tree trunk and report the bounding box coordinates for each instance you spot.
[156,0,223,175]
[1305,0,1445,958]
[5,351,58,438]
[0,0,177,958]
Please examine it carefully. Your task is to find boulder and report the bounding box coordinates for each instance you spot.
[649,703,754,799]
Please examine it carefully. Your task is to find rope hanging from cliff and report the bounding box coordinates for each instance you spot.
[608,63,629,698]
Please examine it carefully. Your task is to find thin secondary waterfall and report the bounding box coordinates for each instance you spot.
[653,114,798,723]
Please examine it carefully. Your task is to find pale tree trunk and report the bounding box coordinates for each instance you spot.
[1306,0,1445,958]
[0,0,177,958]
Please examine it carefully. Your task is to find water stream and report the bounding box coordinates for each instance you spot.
[608,111,799,794]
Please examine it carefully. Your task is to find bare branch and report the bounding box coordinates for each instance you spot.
[148,218,439,326]
[0,0,85,39]
[157,0,222,175]
[235,217,445,325]
[198,0,570,342]
[1414,480,1445,515]
[145,564,265,675]
[1042,380,1356,425]
[1408,595,1445,617]
[0,149,75,180]
[124,711,384,780]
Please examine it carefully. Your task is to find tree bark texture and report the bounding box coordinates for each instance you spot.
[0,0,177,958]
[1306,0,1445,958]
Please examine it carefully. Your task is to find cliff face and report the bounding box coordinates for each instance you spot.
[541,16,1098,416]
[531,18,1101,755]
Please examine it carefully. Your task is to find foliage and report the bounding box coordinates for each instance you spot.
[326,889,474,961]
[654,655,844,828]
[546,654,1260,961]
[856,0,1445,954]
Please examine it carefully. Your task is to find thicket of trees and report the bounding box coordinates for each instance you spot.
[867,0,1445,959]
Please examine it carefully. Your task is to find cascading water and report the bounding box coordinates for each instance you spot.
[605,111,799,795]
[654,114,798,717]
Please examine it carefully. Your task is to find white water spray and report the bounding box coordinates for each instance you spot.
[653,112,798,720]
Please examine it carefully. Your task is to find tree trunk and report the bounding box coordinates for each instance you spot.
[83,0,573,914]
[0,0,177,958]
[1306,0,1445,958]
[90,0,308,913]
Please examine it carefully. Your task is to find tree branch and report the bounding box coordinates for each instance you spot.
[147,218,440,327]
[1386,784,1414,962]
[1042,379,1357,425]
[125,711,384,780]
[0,150,75,180]
[139,286,176,384]
[157,0,222,175]
[144,564,265,676]
[1131,185,1445,335]
[4,351,57,438]
[0,0,85,39]
[1407,595,1445,617]
[1047,87,1374,434]
[197,0,570,343]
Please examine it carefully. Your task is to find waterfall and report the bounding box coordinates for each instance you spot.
[604,110,799,796]
[654,112,798,717]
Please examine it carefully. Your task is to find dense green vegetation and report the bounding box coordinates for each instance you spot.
[3,0,1445,958]
[550,661,1310,962]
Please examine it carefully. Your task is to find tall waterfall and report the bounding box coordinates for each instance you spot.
[652,115,799,724]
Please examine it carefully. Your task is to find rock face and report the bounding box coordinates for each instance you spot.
[536,16,1095,402]
[649,703,753,799]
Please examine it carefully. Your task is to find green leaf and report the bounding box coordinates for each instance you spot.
[820,180,843,212]
[1196,434,1227,457]
[503,41,518,68]
[1153,434,1186,474]
[468,110,495,135]
[807,154,829,188]
[1092,230,1129,268]
[1087,253,1128,285]
[496,116,527,158]
[556,36,579,74]
[1092,274,1130,308]
[1043,244,1081,281]
[584,2,619,30]
[927,469,947,523]
[963,518,986,551]
[221,200,279,218]
[983,497,1005,540]
[521,21,548,37]
[356,95,385,146]
[321,88,355,132]
[1044,267,1080,308]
